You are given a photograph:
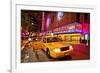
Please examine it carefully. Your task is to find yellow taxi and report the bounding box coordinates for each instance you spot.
[30,36,73,58]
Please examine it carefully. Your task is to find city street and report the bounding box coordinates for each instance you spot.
[70,44,90,60]
[21,44,89,63]
[21,10,90,63]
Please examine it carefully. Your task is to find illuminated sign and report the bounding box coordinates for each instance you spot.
[46,16,50,29]
[42,22,82,35]
[57,12,64,21]
[68,25,75,29]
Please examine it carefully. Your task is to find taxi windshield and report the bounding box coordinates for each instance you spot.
[43,37,63,43]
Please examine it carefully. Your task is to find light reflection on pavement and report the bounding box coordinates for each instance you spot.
[21,49,49,63]
[21,44,89,63]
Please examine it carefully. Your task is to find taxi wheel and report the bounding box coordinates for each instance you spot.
[46,48,52,58]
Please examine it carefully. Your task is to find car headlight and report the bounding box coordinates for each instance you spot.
[53,48,61,53]
[28,38,32,41]
[69,46,73,50]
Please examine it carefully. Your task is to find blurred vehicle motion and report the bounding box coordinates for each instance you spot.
[30,36,73,58]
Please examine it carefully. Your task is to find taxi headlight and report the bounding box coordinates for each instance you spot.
[53,48,61,53]
[69,46,73,50]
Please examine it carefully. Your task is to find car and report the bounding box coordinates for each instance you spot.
[30,36,73,58]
